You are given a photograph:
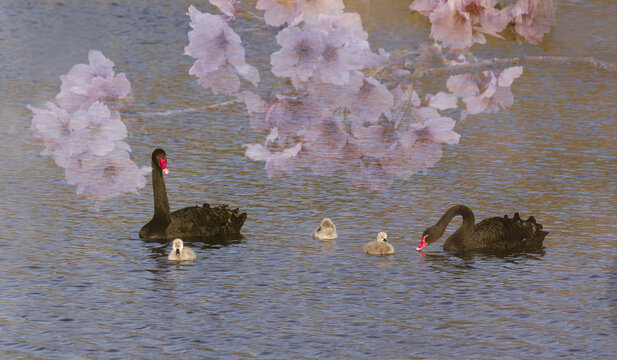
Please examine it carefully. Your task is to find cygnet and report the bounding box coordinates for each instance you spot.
[312,218,338,240]
[168,238,196,261]
[363,232,394,255]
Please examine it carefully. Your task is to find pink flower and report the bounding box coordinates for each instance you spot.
[243,142,304,178]
[256,0,302,27]
[409,0,445,16]
[313,13,381,84]
[64,148,151,204]
[305,70,363,115]
[346,158,393,192]
[301,116,349,175]
[67,101,127,156]
[428,0,510,49]
[56,50,131,113]
[447,66,523,114]
[185,6,259,95]
[271,25,325,87]
[346,74,394,123]
[209,0,237,17]
[256,0,345,26]
[28,102,72,156]
[508,0,557,45]
[271,13,379,88]
[379,115,460,178]
[300,0,345,24]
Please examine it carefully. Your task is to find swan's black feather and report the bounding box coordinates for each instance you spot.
[139,149,246,240]
[424,205,548,252]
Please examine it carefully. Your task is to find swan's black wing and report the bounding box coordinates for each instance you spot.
[166,203,247,239]
[471,214,548,251]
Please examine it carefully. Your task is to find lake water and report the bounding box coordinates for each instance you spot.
[1,0,616,358]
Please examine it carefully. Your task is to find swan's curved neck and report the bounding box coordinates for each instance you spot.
[434,205,475,239]
[152,166,171,223]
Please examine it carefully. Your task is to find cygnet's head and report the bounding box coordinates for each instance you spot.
[319,218,336,231]
[313,218,337,240]
[172,238,184,255]
[377,232,388,243]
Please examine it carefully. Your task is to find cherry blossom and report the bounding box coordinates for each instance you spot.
[209,0,237,17]
[447,66,523,114]
[29,102,72,157]
[346,74,394,123]
[67,101,127,156]
[271,25,325,87]
[185,5,259,95]
[301,116,349,175]
[301,0,345,24]
[409,0,444,17]
[416,0,510,49]
[64,149,151,204]
[29,50,149,203]
[508,0,558,45]
[256,0,345,26]
[243,142,304,178]
[256,0,302,27]
[271,13,380,88]
[56,50,131,113]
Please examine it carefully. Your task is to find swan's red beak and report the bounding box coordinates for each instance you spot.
[416,235,428,251]
[159,158,169,175]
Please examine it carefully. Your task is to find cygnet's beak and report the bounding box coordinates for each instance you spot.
[176,249,180,255]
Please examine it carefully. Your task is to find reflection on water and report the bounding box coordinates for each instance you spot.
[1,0,617,359]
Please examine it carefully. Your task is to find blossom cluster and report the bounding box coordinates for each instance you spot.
[29,50,150,203]
[409,0,558,49]
[183,0,536,191]
[184,5,259,96]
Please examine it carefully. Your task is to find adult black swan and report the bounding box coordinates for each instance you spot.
[416,205,548,252]
[139,148,247,240]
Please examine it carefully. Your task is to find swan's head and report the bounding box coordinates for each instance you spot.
[152,148,169,175]
[172,238,184,255]
[417,226,438,251]
[377,232,388,243]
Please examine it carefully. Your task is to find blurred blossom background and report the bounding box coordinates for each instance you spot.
[1,0,616,358]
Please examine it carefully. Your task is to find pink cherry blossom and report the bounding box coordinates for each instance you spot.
[56,50,131,113]
[346,74,393,123]
[305,71,363,115]
[29,51,150,204]
[427,0,510,49]
[67,101,127,156]
[271,13,380,88]
[447,66,523,114]
[64,149,151,204]
[28,102,72,156]
[209,0,237,17]
[379,115,459,178]
[185,6,259,95]
[346,158,393,192]
[509,0,557,45]
[271,25,325,87]
[313,13,381,84]
[300,0,345,24]
[256,0,302,27]
[409,0,445,16]
[256,0,345,26]
[243,142,304,178]
[301,116,349,175]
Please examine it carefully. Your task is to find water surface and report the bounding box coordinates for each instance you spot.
[1,1,616,358]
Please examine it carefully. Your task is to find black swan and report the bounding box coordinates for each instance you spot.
[139,148,247,240]
[416,205,548,252]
